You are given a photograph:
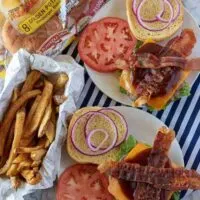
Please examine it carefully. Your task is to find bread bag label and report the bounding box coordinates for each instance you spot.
[18,0,61,34]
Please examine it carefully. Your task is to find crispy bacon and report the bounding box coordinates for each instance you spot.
[134,55,187,69]
[165,29,197,57]
[148,127,175,167]
[186,58,200,71]
[109,162,200,191]
[134,127,175,200]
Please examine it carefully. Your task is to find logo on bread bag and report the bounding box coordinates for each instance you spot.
[37,30,75,56]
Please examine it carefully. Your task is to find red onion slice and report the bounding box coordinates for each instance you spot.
[86,129,109,152]
[139,0,165,23]
[136,0,174,31]
[99,108,128,146]
[157,0,180,23]
[71,111,118,156]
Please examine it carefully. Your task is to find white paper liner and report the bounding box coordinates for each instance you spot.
[0,49,84,200]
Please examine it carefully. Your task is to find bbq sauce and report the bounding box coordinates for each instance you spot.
[133,43,182,98]
[118,148,172,200]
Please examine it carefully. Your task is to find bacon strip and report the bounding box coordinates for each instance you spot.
[165,29,197,57]
[186,58,200,71]
[109,162,200,191]
[134,127,175,200]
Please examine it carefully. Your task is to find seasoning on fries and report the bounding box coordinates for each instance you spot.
[0,69,68,188]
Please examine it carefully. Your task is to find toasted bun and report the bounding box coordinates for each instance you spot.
[67,107,120,165]
[2,15,62,54]
[126,0,184,41]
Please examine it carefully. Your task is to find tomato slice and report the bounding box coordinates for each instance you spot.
[78,17,136,72]
[56,164,113,200]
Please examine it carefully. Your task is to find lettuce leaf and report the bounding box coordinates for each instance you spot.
[135,40,144,52]
[117,135,137,161]
[173,81,191,101]
[120,86,127,94]
[172,192,180,200]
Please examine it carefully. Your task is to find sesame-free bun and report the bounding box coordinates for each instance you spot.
[67,107,120,165]
[126,0,184,41]
[2,15,63,54]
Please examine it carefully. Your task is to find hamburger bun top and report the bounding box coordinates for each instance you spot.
[67,107,120,165]
[126,0,184,41]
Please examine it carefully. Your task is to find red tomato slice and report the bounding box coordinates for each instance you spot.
[56,164,113,200]
[78,17,136,72]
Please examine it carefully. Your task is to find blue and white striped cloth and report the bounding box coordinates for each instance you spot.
[25,1,200,199]
[62,3,200,198]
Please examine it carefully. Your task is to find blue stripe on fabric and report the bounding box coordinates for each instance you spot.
[84,72,89,83]
[115,102,122,106]
[80,82,96,107]
[92,91,103,106]
[156,110,164,119]
[173,76,200,133]
[181,148,200,199]
[184,121,200,165]
[103,97,112,107]
[164,100,180,127]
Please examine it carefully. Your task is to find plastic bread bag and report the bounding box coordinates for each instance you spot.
[0,0,107,59]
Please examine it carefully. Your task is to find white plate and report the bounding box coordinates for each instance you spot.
[85,0,200,106]
[60,106,184,174]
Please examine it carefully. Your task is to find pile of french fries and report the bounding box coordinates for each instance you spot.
[0,70,68,188]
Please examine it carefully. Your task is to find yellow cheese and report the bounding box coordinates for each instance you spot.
[108,177,129,200]
[119,69,190,110]
[125,143,150,162]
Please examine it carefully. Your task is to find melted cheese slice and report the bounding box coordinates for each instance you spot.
[119,69,190,110]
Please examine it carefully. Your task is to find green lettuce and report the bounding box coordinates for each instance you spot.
[173,81,191,101]
[117,135,137,161]
[172,192,180,200]
[119,86,127,94]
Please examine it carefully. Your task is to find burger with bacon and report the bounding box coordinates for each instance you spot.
[99,126,200,200]
[118,29,199,110]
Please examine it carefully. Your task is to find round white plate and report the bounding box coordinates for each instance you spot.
[60,106,184,174]
[85,0,200,106]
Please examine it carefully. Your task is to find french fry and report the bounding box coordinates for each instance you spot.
[54,73,68,90]
[25,95,41,128]
[13,154,29,164]
[21,170,42,185]
[15,146,43,154]
[53,95,67,105]
[45,121,56,144]
[6,164,19,177]
[20,70,41,95]
[28,172,42,185]
[11,88,20,103]
[0,121,15,168]
[10,176,21,189]
[17,160,32,172]
[51,106,56,124]
[30,149,46,161]
[38,100,52,138]
[33,167,39,173]
[34,79,44,89]
[24,80,53,138]
[20,170,34,181]
[0,90,41,158]
[37,137,51,148]
[31,160,41,168]
[0,108,26,175]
